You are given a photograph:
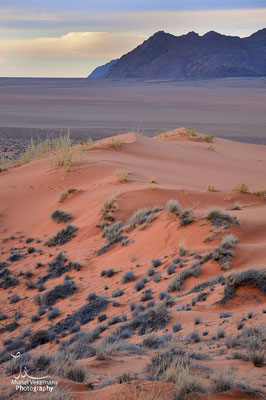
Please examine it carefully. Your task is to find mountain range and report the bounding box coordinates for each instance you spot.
[88,28,266,79]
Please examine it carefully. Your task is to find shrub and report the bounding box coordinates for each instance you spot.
[179,242,187,256]
[186,331,201,343]
[9,294,20,304]
[106,268,115,277]
[167,263,176,275]
[248,350,265,367]
[168,262,201,292]
[47,307,60,321]
[235,183,249,193]
[26,280,37,289]
[207,185,215,192]
[0,314,7,321]
[14,311,23,321]
[212,234,239,270]
[172,322,182,332]
[205,207,240,228]
[126,207,161,232]
[135,277,148,291]
[237,321,244,330]
[31,314,40,323]
[27,246,36,253]
[217,327,226,338]
[86,292,97,301]
[152,258,162,268]
[124,303,169,336]
[45,225,78,246]
[219,267,266,305]
[147,299,156,308]
[152,273,161,283]
[51,209,72,223]
[194,317,202,325]
[97,221,127,255]
[219,312,232,318]
[210,369,234,393]
[112,289,124,298]
[179,209,194,226]
[166,199,181,215]
[140,289,152,302]
[38,306,46,316]
[147,268,155,276]
[41,280,77,306]
[121,271,135,283]
[159,292,167,300]
[142,334,172,349]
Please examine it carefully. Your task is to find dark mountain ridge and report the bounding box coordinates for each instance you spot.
[88,29,266,79]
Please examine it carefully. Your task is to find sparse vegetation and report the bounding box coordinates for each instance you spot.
[206,185,215,192]
[253,187,266,199]
[40,279,77,306]
[204,134,215,143]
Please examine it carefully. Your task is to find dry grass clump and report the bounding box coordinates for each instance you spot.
[212,234,238,270]
[253,187,266,199]
[234,182,249,193]
[179,209,194,226]
[115,168,130,183]
[126,206,162,232]
[59,187,77,203]
[219,267,266,305]
[204,134,215,143]
[52,132,82,173]
[226,202,242,210]
[168,262,201,292]
[166,200,182,216]
[210,369,234,393]
[205,207,240,228]
[206,185,215,192]
[101,193,119,221]
[110,137,124,150]
[45,225,78,246]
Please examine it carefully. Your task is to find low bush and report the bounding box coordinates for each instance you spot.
[152,258,162,268]
[9,294,20,304]
[45,225,78,246]
[172,322,182,332]
[140,289,152,302]
[126,206,162,232]
[41,279,77,306]
[135,277,148,291]
[121,271,135,283]
[205,207,240,228]
[186,331,201,343]
[112,289,124,298]
[179,209,194,226]
[50,209,72,223]
[212,234,239,270]
[166,200,181,215]
[47,307,60,321]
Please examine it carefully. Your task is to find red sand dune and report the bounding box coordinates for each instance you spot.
[0,128,265,399]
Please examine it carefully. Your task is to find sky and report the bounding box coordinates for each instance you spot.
[0,0,266,77]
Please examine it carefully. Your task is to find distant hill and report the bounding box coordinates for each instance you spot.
[89,29,266,79]
[88,59,118,78]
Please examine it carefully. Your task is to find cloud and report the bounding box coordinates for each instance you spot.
[0,32,146,59]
